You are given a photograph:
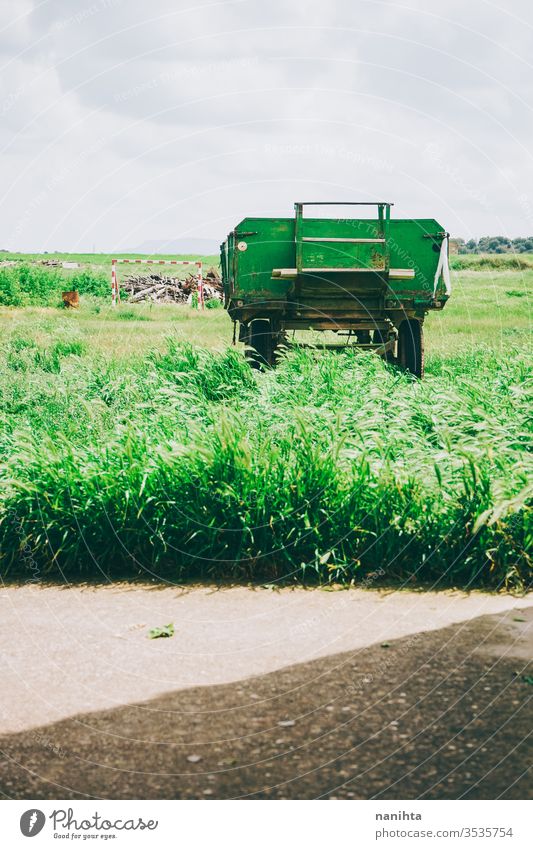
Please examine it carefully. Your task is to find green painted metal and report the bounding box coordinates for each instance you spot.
[221,202,449,330]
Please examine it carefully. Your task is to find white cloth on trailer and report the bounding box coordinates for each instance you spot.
[433,235,451,297]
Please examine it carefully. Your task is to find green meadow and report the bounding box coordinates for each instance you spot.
[0,257,530,589]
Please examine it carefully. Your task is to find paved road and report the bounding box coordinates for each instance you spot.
[0,584,529,733]
[0,589,531,799]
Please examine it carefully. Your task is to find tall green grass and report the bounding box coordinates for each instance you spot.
[0,334,530,589]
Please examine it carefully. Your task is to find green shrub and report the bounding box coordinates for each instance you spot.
[0,264,110,306]
[0,268,25,306]
[0,264,64,305]
[69,269,109,297]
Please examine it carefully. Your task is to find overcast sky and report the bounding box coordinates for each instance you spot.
[1,0,532,251]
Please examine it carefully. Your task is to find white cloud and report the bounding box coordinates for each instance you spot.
[0,0,532,250]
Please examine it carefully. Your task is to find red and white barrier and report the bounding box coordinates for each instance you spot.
[111,259,204,308]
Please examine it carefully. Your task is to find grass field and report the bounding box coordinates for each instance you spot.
[0,258,531,589]
[0,251,220,268]
[450,253,533,271]
[1,265,530,355]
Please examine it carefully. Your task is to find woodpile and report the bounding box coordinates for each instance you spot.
[204,267,223,290]
[122,267,222,304]
[201,267,224,303]
[123,273,195,303]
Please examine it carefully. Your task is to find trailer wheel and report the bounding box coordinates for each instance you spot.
[398,320,424,378]
[246,319,273,368]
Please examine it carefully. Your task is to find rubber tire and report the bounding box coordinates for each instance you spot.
[247,319,273,369]
[398,320,424,378]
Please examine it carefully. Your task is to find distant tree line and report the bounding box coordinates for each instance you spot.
[452,236,533,254]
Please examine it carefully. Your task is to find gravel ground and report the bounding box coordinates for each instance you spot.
[0,586,531,799]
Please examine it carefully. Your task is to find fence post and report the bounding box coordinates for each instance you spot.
[111,259,117,306]
[197,263,204,310]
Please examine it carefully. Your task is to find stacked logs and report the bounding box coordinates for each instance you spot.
[123,274,195,303]
[122,267,222,304]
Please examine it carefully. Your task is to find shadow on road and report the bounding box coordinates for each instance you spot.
[0,607,531,800]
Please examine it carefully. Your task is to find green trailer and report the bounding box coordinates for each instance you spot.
[221,202,450,377]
